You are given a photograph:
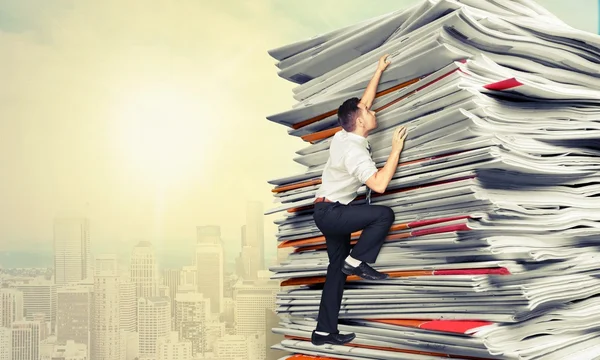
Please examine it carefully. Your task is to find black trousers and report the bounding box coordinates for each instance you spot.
[312,201,395,333]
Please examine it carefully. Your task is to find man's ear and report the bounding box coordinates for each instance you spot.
[355,116,363,128]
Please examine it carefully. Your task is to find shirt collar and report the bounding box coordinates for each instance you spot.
[341,130,369,148]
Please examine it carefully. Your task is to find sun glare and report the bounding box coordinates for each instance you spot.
[116,84,207,190]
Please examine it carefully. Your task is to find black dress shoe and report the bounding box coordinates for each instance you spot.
[311,330,355,346]
[342,261,389,280]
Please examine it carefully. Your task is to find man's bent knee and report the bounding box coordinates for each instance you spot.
[381,206,395,223]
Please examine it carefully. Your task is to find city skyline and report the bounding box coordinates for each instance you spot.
[0,202,278,272]
[0,207,281,360]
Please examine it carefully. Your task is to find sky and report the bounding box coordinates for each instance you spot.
[0,0,598,263]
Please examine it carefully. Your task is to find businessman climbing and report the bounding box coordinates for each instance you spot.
[311,54,408,346]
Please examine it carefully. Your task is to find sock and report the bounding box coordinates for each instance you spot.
[315,331,329,336]
[345,255,362,267]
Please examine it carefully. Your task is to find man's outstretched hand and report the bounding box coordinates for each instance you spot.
[377,54,391,73]
[361,54,392,109]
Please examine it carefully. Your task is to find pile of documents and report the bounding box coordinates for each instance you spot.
[265,0,600,359]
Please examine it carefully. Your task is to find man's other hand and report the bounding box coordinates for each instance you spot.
[391,126,407,154]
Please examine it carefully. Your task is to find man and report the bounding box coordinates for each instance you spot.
[310,54,408,346]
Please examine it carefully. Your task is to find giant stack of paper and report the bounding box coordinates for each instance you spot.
[265,1,600,359]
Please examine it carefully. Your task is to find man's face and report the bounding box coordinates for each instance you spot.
[357,102,377,131]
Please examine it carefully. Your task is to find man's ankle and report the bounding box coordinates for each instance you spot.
[315,331,329,336]
[344,255,362,267]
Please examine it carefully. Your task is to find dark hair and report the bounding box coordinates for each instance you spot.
[337,97,360,132]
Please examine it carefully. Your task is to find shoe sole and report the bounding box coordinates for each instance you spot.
[311,336,356,346]
[342,267,389,280]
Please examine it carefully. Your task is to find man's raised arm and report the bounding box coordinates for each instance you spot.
[359,54,390,109]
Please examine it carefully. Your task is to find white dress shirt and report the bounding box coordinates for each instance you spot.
[315,130,378,205]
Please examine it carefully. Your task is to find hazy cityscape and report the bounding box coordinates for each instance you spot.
[0,200,287,360]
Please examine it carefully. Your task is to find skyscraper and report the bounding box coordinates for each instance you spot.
[233,271,280,359]
[240,245,261,280]
[137,297,170,358]
[174,292,210,356]
[158,285,170,297]
[179,266,196,288]
[53,218,91,285]
[265,309,284,360]
[156,332,192,360]
[119,330,139,360]
[213,335,254,360]
[162,268,181,318]
[50,340,87,360]
[239,201,266,280]
[195,242,223,314]
[196,225,221,245]
[119,281,137,333]
[11,279,57,330]
[0,288,24,327]
[203,315,226,353]
[223,297,235,329]
[56,284,93,350]
[31,313,48,342]
[0,327,11,360]
[11,321,40,360]
[130,241,158,299]
[91,254,120,360]
[245,201,265,270]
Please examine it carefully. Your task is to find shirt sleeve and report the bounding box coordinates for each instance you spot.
[343,146,378,184]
